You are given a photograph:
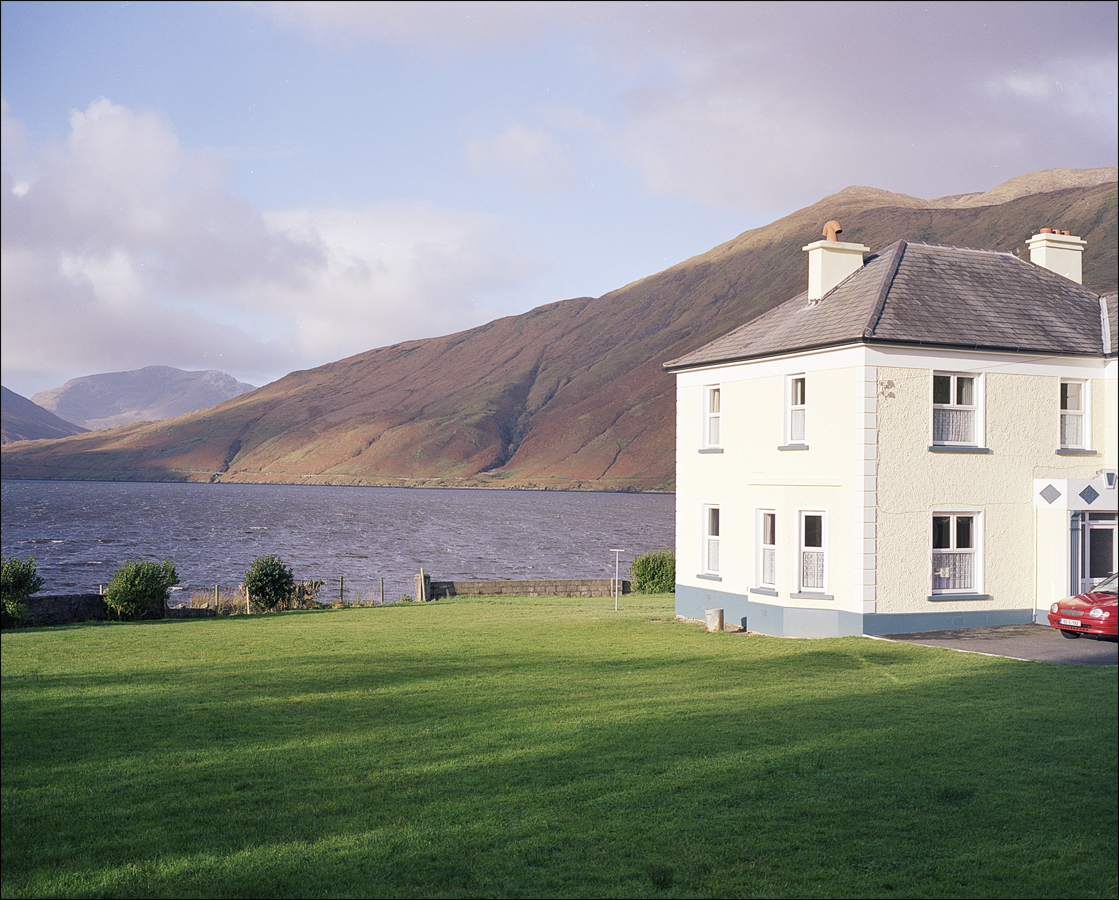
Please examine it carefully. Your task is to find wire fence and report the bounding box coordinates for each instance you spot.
[184,575,420,614]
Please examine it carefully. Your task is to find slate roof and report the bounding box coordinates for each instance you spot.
[664,240,1115,371]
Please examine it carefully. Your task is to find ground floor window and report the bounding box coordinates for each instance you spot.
[799,511,826,592]
[758,510,776,587]
[704,506,720,574]
[932,512,980,593]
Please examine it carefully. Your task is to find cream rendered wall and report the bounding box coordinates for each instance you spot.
[1099,358,1117,469]
[1034,357,1119,609]
[872,347,1114,617]
[674,347,870,615]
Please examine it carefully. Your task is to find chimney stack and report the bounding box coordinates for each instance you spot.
[1026,228,1086,284]
[802,221,869,301]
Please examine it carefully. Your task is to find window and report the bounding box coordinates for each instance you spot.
[704,506,721,575]
[1060,380,1086,449]
[798,511,826,592]
[931,513,980,593]
[932,372,979,445]
[757,510,776,588]
[703,386,721,449]
[783,374,807,447]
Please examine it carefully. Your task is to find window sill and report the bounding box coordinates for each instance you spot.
[778,444,809,451]
[927,445,990,454]
[697,573,722,582]
[927,593,990,602]
[698,448,723,454]
[791,591,834,600]
[750,586,778,597]
[1056,448,1097,456]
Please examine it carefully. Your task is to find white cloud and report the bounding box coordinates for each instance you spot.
[257,2,1118,208]
[261,203,540,360]
[985,55,1119,129]
[466,124,576,193]
[256,0,601,53]
[1,98,538,394]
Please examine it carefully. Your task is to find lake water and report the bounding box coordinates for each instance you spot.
[1,480,675,602]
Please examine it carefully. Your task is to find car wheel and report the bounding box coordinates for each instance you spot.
[1059,629,1081,639]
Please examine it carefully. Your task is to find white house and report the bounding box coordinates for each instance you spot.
[663,226,1117,637]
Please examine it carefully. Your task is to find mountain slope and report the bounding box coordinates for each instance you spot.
[1,386,88,444]
[3,172,1116,490]
[31,366,257,430]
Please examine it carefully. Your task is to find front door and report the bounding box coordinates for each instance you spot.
[1080,513,1118,592]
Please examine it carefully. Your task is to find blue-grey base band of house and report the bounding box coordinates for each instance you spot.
[676,584,1034,638]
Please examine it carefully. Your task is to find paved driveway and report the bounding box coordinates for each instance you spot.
[876,623,1117,665]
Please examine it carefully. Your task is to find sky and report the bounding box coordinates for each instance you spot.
[2,1,1116,399]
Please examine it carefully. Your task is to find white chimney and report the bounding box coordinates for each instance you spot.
[802,220,869,301]
[1026,228,1086,284]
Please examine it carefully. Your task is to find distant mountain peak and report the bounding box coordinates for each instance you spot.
[31,366,257,431]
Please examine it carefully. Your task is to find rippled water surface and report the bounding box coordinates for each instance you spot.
[1,480,675,600]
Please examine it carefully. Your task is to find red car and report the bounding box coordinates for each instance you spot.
[1048,573,1118,640]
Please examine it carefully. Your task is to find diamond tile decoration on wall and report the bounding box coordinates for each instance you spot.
[1039,484,1062,505]
[1079,485,1100,505]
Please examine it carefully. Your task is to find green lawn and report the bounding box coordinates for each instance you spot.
[2,594,1116,899]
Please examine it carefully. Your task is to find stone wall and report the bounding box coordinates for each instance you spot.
[15,593,107,627]
[3,593,215,628]
[423,577,630,599]
[4,580,628,626]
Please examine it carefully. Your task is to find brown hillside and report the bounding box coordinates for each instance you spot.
[1,386,88,444]
[3,175,1116,490]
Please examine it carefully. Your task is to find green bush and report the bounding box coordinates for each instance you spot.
[2,555,45,624]
[631,549,675,593]
[104,560,180,620]
[244,555,295,612]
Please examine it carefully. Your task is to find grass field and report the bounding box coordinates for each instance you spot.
[2,593,1116,899]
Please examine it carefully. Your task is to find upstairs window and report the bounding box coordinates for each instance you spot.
[703,386,721,449]
[932,513,979,593]
[932,372,978,445]
[781,374,807,448]
[788,376,806,443]
[1060,380,1086,449]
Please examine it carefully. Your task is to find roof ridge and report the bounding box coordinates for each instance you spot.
[862,240,906,339]
[902,239,1020,258]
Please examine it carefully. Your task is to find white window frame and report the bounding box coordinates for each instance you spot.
[1060,379,1088,450]
[784,374,807,447]
[931,371,983,447]
[930,511,983,595]
[703,505,721,575]
[797,510,827,594]
[703,385,721,449]
[756,509,777,589]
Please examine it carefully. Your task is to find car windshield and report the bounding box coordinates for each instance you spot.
[1090,572,1118,594]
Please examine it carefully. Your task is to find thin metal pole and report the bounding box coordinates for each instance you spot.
[610,549,625,611]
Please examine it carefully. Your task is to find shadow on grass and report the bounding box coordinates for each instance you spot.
[3,619,1116,899]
